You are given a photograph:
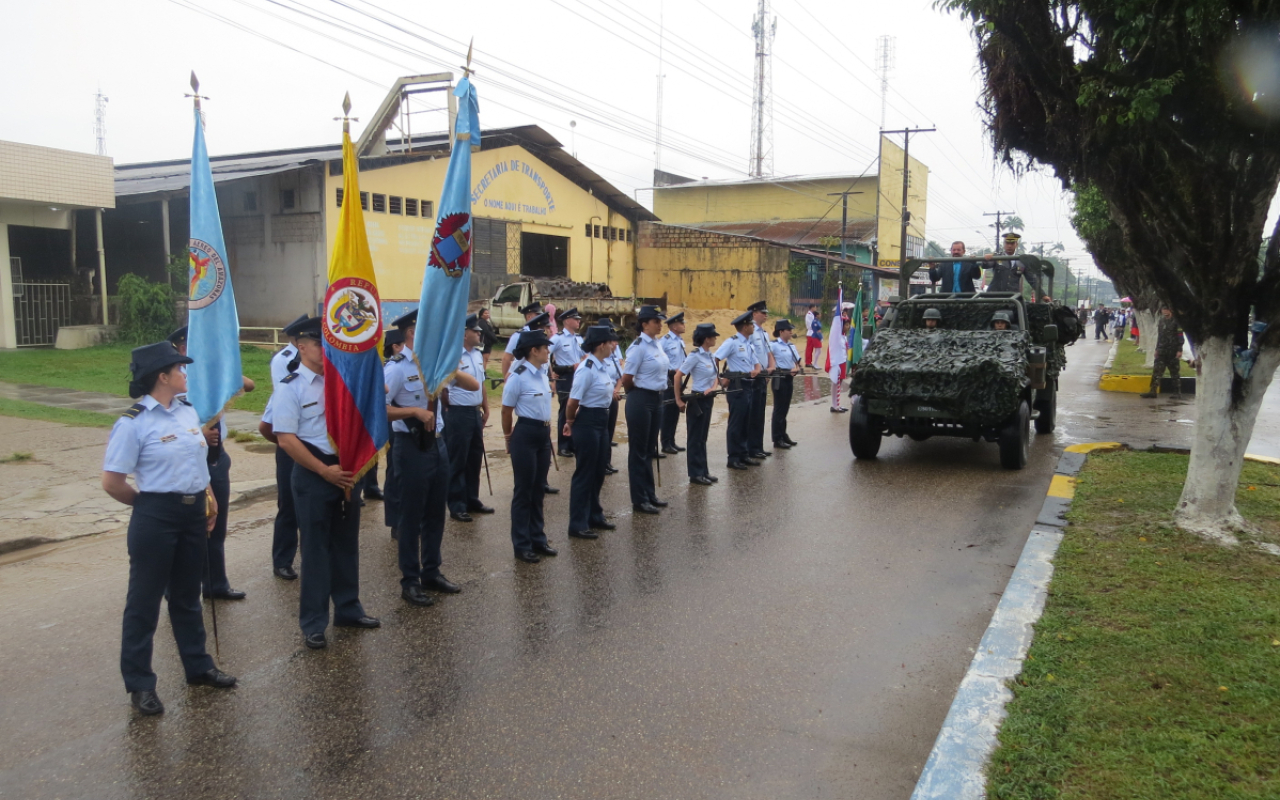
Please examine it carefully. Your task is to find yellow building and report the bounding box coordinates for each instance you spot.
[109,76,654,328]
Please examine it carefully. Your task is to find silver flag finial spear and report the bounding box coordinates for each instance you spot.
[342,91,352,116]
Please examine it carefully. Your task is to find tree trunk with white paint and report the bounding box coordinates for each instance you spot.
[1139,311,1157,365]
[1176,336,1280,542]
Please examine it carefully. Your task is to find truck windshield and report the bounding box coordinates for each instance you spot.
[494,284,523,305]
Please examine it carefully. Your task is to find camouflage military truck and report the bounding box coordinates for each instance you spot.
[848,255,1071,470]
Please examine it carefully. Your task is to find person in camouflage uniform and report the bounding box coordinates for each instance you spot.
[1140,308,1185,397]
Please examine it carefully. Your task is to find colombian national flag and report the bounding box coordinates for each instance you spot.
[322,128,389,481]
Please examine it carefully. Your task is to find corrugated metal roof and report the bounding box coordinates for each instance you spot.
[112,125,658,222]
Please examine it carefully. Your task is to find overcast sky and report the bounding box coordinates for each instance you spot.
[3,0,1110,279]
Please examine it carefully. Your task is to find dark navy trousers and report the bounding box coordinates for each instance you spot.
[624,387,661,506]
[607,399,620,466]
[383,436,399,530]
[203,451,232,595]
[725,379,753,462]
[445,405,485,515]
[292,463,366,636]
[568,407,609,533]
[121,493,215,692]
[271,446,299,570]
[509,418,550,554]
[554,370,576,453]
[393,432,448,589]
[748,376,769,452]
[771,375,794,444]
[684,394,715,478]
[660,372,681,449]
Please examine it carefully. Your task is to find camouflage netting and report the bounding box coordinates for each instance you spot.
[518,276,615,299]
[852,329,1031,426]
[1025,303,1069,379]
[892,298,1023,332]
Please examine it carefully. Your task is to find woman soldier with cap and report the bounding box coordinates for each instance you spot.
[674,323,722,485]
[102,342,237,716]
[621,305,671,514]
[501,329,559,563]
[562,325,622,539]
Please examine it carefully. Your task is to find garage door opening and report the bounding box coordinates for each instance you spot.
[520,232,568,277]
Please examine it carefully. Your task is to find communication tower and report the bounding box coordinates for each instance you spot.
[749,0,777,178]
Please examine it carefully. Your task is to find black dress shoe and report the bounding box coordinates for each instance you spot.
[661,445,679,455]
[727,461,748,470]
[784,436,798,446]
[756,450,774,457]
[633,503,661,514]
[558,449,575,458]
[543,485,560,494]
[363,486,385,501]
[209,589,247,600]
[590,519,617,531]
[273,566,298,581]
[604,465,619,475]
[610,441,618,447]
[390,527,398,540]
[649,499,669,508]
[515,550,541,564]
[691,475,714,485]
[450,511,474,523]
[532,542,558,556]
[568,529,599,539]
[674,444,687,452]
[334,616,381,629]
[743,457,762,466]
[304,632,327,649]
[422,574,461,594]
[402,586,436,607]
[187,667,237,688]
[130,690,164,716]
[707,475,719,482]
[772,441,792,449]
[469,503,495,514]
[654,451,667,459]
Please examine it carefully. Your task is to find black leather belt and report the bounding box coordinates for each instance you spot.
[516,417,551,427]
[302,442,340,467]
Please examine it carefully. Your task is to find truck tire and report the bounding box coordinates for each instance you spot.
[998,401,1030,470]
[1033,383,1057,435]
[849,395,883,460]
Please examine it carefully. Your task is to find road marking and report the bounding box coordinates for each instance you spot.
[1047,474,1076,499]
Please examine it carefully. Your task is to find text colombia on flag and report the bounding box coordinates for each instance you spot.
[414,76,480,397]
[322,127,389,480]
[185,106,242,425]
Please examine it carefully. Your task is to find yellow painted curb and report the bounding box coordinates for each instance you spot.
[1048,475,1077,499]
[1098,373,1150,393]
[1064,442,1123,454]
[1245,453,1280,466]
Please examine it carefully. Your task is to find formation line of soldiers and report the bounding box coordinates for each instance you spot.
[100,300,805,715]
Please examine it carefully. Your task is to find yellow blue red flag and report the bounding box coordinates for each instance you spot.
[322,128,388,479]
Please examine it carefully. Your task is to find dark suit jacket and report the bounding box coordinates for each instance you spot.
[927,261,981,293]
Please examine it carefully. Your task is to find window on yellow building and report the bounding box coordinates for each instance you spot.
[405,198,418,216]
[421,200,434,219]
[336,188,344,207]
[389,196,402,215]
[372,194,387,213]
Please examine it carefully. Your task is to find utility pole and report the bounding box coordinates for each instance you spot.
[655,0,665,174]
[881,127,935,269]
[749,0,777,177]
[875,36,895,131]
[827,190,865,262]
[983,210,1016,250]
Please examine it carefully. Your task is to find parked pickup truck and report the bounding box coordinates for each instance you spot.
[482,276,663,335]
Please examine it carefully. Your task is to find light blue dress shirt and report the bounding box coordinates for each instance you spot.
[750,323,773,367]
[502,360,552,420]
[270,344,298,385]
[506,326,531,354]
[269,364,333,454]
[770,338,801,370]
[715,333,761,373]
[448,346,486,407]
[623,333,671,391]
[569,354,616,408]
[660,331,687,370]
[103,395,211,494]
[678,348,720,393]
[550,330,584,367]
[385,353,443,434]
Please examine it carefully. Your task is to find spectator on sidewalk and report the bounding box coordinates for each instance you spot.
[803,304,821,368]
[1140,308,1186,398]
[1093,305,1112,341]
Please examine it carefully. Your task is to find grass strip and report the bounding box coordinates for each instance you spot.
[0,344,276,413]
[1108,339,1150,376]
[987,451,1280,799]
[0,398,115,428]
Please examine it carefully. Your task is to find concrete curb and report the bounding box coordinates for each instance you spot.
[909,442,1120,800]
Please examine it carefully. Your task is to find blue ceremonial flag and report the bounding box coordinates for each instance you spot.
[185,106,242,425]
[414,76,480,397]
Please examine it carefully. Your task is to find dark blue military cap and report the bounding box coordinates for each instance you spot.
[773,319,794,334]
[694,322,719,338]
[166,326,188,345]
[392,309,419,330]
[638,305,666,321]
[282,314,309,337]
[582,325,619,349]
[284,315,323,340]
[129,341,192,381]
[747,300,768,314]
[519,301,543,315]
[556,307,582,323]
[666,311,685,325]
[515,329,552,350]
[465,313,484,332]
[384,328,406,346]
[527,311,550,330]
[731,311,755,327]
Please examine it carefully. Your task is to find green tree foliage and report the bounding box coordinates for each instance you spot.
[1069,183,1159,310]
[116,274,176,345]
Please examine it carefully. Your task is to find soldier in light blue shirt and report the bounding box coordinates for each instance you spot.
[674,322,722,484]
[563,325,621,539]
[102,341,235,716]
[599,318,625,473]
[745,301,777,459]
[501,301,545,379]
[769,319,802,450]
[550,307,585,457]
[659,311,688,454]
[271,316,379,651]
[622,305,672,513]
[261,314,314,580]
[501,329,558,563]
[444,315,494,523]
[715,312,762,469]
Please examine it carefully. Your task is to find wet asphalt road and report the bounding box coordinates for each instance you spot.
[0,346,1120,800]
